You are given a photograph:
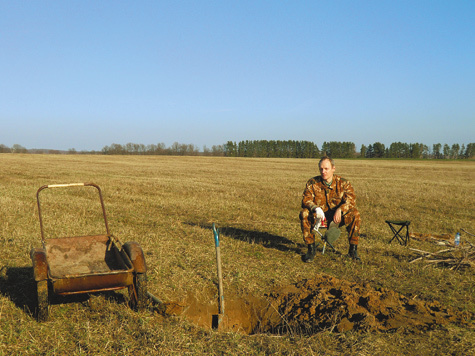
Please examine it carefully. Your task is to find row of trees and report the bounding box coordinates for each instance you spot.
[223,140,320,158]
[224,140,475,159]
[360,142,474,159]
[0,142,225,156]
[0,144,28,153]
[1,141,474,159]
[0,144,93,155]
[101,142,224,156]
[320,142,356,159]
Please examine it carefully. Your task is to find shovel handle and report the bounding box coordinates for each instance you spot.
[212,223,225,316]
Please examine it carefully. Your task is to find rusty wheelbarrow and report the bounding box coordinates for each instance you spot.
[30,183,148,321]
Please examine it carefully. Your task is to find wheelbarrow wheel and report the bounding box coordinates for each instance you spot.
[129,272,148,310]
[36,280,49,322]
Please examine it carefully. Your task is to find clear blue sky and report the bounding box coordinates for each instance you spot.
[1,1,474,151]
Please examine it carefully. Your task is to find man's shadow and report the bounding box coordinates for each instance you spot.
[186,222,304,254]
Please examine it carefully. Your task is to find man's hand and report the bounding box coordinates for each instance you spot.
[312,207,326,232]
[314,207,325,220]
[333,208,342,224]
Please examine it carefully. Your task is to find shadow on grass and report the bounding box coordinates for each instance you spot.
[0,266,36,317]
[382,250,414,263]
[186,222,304,255]
[0,266,129,320]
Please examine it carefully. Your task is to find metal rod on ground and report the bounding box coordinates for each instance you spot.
[315,229,327,254]
[147,291,163,305]
[213,223,225,322]
[462,228,475,237]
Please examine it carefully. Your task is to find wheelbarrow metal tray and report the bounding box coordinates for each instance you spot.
[45,234,134,295]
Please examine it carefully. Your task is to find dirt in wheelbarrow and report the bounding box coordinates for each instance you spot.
[158,273,473,335]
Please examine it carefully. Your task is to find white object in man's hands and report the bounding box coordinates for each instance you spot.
[314,207,325,220]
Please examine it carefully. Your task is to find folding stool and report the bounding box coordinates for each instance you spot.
[385,220,410,245]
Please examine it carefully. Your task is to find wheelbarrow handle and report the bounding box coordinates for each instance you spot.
[36,182,109,242]
[37,182,100,192]
[46,183,86,188]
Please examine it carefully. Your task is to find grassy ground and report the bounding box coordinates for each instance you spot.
[0,154,474,355]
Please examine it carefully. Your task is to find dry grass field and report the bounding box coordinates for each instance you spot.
[0,154,474,355]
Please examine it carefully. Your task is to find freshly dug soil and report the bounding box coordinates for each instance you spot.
[160,273,473,335]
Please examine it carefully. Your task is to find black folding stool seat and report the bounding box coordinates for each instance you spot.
[385,220,410,245]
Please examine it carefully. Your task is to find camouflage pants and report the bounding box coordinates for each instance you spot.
[299,208,361,245]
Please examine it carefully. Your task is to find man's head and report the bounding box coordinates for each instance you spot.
[318,156,335,183]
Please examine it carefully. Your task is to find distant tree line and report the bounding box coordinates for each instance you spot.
[320,141,356,158]
[0,142,225,156]
[101,142,224,156]
[360,142,475,159]
[223,140,474,159]
[223,140,320,158]
[1,144,29,153]
[0,143,96,155]
[1,141,473,159]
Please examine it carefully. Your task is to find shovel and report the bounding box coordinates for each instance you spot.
[212,223,224,328]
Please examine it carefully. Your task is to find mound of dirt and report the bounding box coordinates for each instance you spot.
[259,274,472,334]
[159,273,473,335]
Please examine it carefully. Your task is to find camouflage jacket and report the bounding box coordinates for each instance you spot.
[301,174,357,214]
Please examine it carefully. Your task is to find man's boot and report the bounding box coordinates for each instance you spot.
[348,244,361,261]
[302,243,316,263]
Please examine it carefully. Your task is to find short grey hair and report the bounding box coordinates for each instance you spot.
[318,156,335,168]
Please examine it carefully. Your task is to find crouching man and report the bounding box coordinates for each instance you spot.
[299,156,361,262]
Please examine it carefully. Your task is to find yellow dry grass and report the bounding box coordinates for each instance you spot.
[0,154,474,355]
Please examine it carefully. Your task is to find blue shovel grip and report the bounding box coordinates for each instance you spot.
[212,223,220,247]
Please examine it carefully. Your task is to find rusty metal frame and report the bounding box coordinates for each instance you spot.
[36,182,110,242]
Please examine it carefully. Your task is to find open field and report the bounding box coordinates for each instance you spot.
[0,154,474,355]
